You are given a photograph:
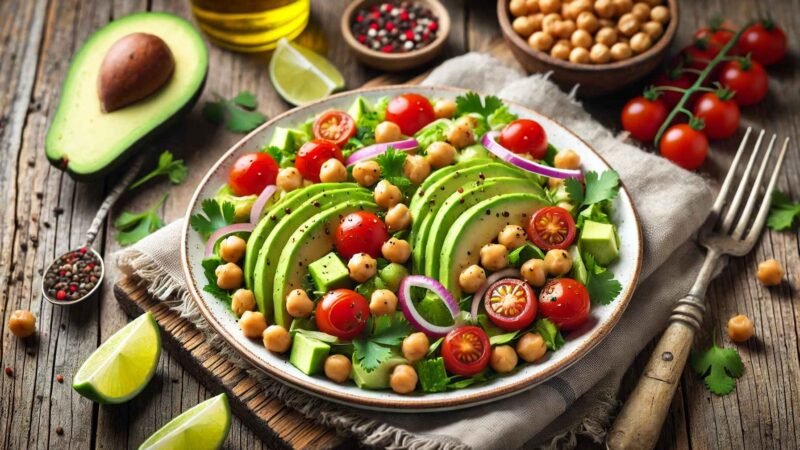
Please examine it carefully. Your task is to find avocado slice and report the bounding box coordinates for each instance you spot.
[352,354,407,390]
[579,220,620,265]
[289,333,331,375]
[308,252,350,293]
[214,185,259,223]
[272,200,379,328]
[569,245,589,285]
[45,12,208,180]
[439,193,547,299]
[409,157,492,205]
[423,177,547,278]
[346,96,373,123]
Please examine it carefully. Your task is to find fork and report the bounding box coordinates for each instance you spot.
[606,128,791,450]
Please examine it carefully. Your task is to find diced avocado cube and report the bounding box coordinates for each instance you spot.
[347,96,373,123]
[308,252,351,293]
[268,127,293,151]
[569,245,589,285]
[378,263,409,292]
[289,333,330,375]
[579,220,619,265]
[352,354,407,390]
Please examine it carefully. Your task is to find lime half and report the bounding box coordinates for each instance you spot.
[269,38,345,106]
[139,393,231,450]
[72,312,161,404]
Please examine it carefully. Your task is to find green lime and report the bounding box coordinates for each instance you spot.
[72,312,161,404]
[138,393,231,450]
[269,38,345,106]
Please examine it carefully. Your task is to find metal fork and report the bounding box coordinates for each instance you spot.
[607,128,791,450]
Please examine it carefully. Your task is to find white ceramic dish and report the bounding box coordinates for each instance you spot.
[181,85,643,412]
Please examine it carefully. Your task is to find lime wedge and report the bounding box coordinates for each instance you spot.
[139,393,231,450]
[269,38,345,106]
[72,312,161,404]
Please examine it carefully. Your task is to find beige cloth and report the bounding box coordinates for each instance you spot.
[117,53,713,449]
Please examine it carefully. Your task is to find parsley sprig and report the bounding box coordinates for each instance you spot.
[129,150,187,190]
[352,313,411,372]
[454,92,504,116]
[114,194,168,245]
[565,170,620,208]
[203,91,268,134]
[189,199,236,240]
[767,190,800,231]
[690,336,744,396]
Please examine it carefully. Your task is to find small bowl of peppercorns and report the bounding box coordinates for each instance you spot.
[342,0,450,72]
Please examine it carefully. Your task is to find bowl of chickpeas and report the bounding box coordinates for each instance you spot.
[498,0,678,96]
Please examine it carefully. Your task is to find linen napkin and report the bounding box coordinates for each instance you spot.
[117,53,713,449]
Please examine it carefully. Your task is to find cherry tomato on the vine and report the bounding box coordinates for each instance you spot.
[621,96,668,142]
[679,42,717,71]
[295,139,344,182]
[315,289,370,340]
[385,93,436,135]
[659,124,709,170]
[692,92,740,140]
[499,118,548,159]
[441,326,491,377]
[527,206,577,250]
[483,279,538,331]
[313,110,356,147]
[228,152,279,196]
[335,211,389,259]
[652,71,696,109]
[693,20,736,56]
[738,21,787,66]
[718,59,769,106]
[538,278,591,331]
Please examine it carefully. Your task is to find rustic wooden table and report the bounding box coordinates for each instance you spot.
[1,0,798,448]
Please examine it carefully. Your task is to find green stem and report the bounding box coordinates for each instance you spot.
[129,171,158,190]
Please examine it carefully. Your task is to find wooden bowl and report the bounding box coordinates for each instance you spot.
[497,0,679,97]
[341,0,450,72]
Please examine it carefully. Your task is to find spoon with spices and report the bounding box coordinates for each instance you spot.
[42,157,145,306]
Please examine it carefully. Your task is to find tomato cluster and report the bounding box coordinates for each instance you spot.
[620,19,786,170]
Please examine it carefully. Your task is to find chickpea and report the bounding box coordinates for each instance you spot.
[554,149,581,169]
[598,18,616,29]
[480,243,509,272]
[263,325,291,353]
[571,0,593,14]
[348,253,377,283]
[541,13,561,31]
[403,154,431,185]
[516,333,547,362]
[548,177,564,189]
[239,311,267,339]
[525,0,540,13]
[352,160,381,187]
[381,237,411,264]
[561,2,575,19]
[642,21,664,39]
[569,29,592,49]
[509,0,528,16]
[589,43,611,63]
[276,167,303,192]
[612,0,633,14]
[543,17,560,36]
[631,2,651,22]
[528,13,545,32]
[610,42,633,61]
[216,263,243,290]
[370,289,398,316]
[498,225,527,250]
[434,99,457,119]
[594,0,615,19]
[550,40,572,60]
[455,115,480,130]
[375,121,402,143]
[538,0,560,14]
[544,248,572,276]
[617,13,640,37]
[459,265,487,294]
[286,288,314,318]
[643,0,662,6]
[219,235,246,263]
[390,364,418,394]
[446,123,475,149]
[521,258,547,287]
[426,142,456,168]
[629,32,652,53]
[513,16,536,37]
[7,310,36,338]
[569,47,590,64]
[490,345,519,373]
[595,27,618,46]
[319,158,347,183]
[528,31,555,51]
[575,11,598,33]
[373,179,403,209]
[650,5,670,23]
[324,354,352,383]
[385,204,412,233]
[402,332,430,363]
[727,315,755,342]
[555,20,576,39]
[231,289,256,317]
[756,259,784,286]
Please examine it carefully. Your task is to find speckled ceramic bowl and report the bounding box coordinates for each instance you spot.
[181,85,643,412]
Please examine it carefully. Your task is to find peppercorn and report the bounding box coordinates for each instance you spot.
[56,374,64,383]
[43,248,101,301]
[350,1,439,54]
[4,367,13,377]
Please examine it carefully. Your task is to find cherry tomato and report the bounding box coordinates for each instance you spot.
[295,139,344,182]
[313,110,357,147]
[441,326,491,377]
[499,119,548,159]
[385,93,436,135]
[679,43,717,71]
[315,289,370,340]
[527,206,577,251]
[659,124,709,170]
[538,278,590,331]
[484,279,537,331]
[694,26,735,54]
[692,92,740,140]
[335,211,389,259]
[620,96,669,142]
[652,70,697,109]
[228,152,279,196]
[738,21,787,66]
[718,59,769,106]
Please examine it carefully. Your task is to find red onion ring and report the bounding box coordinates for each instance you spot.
[481,132,583,180]
[344,138,419,166]
[398,275,460,337]
[250,185,277,224]
[470,268,522,319]
[204,223,255,257]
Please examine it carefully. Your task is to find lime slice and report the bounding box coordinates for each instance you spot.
[72,312,161,404]
[269,38,345,106]
[139,393,231,450]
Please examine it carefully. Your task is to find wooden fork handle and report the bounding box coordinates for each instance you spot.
[607,296,705,450]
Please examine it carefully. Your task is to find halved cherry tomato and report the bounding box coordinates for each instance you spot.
[527,206,577,251]
[315,289,370,340]
[335,211,389,259]
[738,21,787,66]
[692,92,740,140]
[652,71,697,109]
[313,110,357,147]
[499,119,548,159]
[718,59,769,106]
[484,279,537,331]
[538,278,590,331]
[441,326,491,377]
[295,139,344,182]
[620,96,668,142]
[385,93,436,135]
[228,152,279,196]
[659,124,708,170]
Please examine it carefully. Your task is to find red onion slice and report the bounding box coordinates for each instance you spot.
[204,223,255,257]
[344,138,419,166]
[398,275,460,337]
[250,185,277,224]
[470,268,522,319]
[481,132,583,180]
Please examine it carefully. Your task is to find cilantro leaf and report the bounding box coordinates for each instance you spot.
[583,170,620,205]
[690,341,744,396]
[129,150,188,190]
[415,357,448,393]
[370,314,412,346]
[203,91,267,134]
[455,92,504,117]
[189,199,236,240]
[565,178,585,206]
[233,91,258,109]
[533,318,565,351]
[375,147,414,194]
[351,313,410,372]
[767,190,800,231]
[114,194,168,246]
[352,339,392,373]
[583,253,622,305]
[201,255,231,303]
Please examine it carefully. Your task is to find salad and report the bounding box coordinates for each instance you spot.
[191,91,623,394]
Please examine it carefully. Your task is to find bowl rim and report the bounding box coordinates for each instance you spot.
[340,0,451,62]
[497,0,680,72]
[180,84,644,411]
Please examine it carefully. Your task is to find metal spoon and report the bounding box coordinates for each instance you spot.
[42,157,145,306]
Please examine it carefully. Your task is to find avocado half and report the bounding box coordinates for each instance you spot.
[46,12,209,180]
